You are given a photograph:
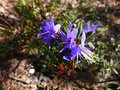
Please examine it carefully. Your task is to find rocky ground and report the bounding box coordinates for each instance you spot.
[0,59,38,90]
[0,57,107,90]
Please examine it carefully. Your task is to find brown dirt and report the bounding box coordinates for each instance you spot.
[0,57,106,90]
[0,58,38,90]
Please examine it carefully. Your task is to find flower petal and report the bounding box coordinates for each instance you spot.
[63,54,73,61]
[90,24,98,31]
[84,21,90,32]
[67,22,73,38]
[81,32,86,47]
[59,32,67,42]
[39,16,61,44]
[71,45,80,55]
[54,24,61,33]
[40,20,50,31]
[42,35,52,43]
[82,21,98,33]
[49,16,54,26]
[70,28,78,40]
[44,0,48,2]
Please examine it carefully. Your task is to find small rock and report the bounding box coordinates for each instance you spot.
[29,69,35,75]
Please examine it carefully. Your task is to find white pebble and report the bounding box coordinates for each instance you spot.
[29,68,35,74]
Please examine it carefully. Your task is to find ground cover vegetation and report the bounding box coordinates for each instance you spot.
[0,0,120,90]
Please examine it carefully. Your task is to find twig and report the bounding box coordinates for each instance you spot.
[0,15,14,31]
[95,79,120,83]
[73,80,90,89]
[8,75,29,85]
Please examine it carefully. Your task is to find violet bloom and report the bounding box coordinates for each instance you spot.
[59,22,79,60]
[82,21,98,33]
[44,0,48,2]
[62,44,82,61]
[38,16,61,44]
[59,21,98,62]
[78,21,98,63]
[59,22,77,47]
[81,21,98,47]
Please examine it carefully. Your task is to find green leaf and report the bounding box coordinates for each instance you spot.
[0,85,5,90]
[107,83,119,90]
[113,68,118,75]
[18,0,26,6]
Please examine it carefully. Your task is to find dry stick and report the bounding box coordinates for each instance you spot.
[8,75,37,89]
[1,4,19,17]
[11,61,21,73]
[0,16,14,31]
[0,23,10,30]
[8,75,29,85]
[73,80,90,89]
[67,80,71,90]
[95,79,120,83]
[72,59,74,74]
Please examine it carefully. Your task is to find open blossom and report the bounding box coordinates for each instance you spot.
[62,44,82,61]
[38,18,98,62]
[59,22,80,60]
[59,22,77,48]
[81,21,98,47]
[82,21,98,33]
[59,21,98,62]
[38,16,61,44]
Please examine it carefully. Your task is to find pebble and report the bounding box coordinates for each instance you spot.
[29,69,35,74]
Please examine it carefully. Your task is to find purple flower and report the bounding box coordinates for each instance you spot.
[82,21,98,33]
[77,21,99,63]
[38,16,61,44]
[62,44,82,61]
[81,21,98,47]
[59,22,80,60]
[59,22,78,47]
[43,0,48,2]
[59,21,98,61]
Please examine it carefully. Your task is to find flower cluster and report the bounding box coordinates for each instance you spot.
[38,16,98,63]
[38,17,61,44]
